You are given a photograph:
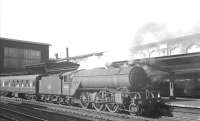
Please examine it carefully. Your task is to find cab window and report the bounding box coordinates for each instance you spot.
[64,75,72,82]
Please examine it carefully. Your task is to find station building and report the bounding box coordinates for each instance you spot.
[0,37,50,74]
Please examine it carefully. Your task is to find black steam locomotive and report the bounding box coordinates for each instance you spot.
[0,65,162,115]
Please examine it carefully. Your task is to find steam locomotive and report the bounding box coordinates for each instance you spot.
[0,65,161,115]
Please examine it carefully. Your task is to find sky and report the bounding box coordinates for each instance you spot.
[1,0,200,63]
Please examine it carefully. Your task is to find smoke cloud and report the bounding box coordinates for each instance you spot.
[133,22,173,47]
[130,21,200,58]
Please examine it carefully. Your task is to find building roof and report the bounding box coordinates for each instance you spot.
[25,61,79,74]
[146,52,200,78]
[132,33,200,50]
[54,51,104,62]
[113,52,200,78]
[0,37,51,46]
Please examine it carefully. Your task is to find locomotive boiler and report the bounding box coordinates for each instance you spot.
[70,66,149,90]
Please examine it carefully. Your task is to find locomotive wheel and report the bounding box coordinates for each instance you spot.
[129,104,143,115]
[105,103,119,113]
[44,96,49,102]
[30,95,36,101]
[57,97,64,104]
[129,103,139,114]
[80,93,90,109]
[92,91,105,111]
[63,98,71,106]
[92,103,105,111]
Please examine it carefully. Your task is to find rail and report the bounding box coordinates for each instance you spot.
[0,106,47,121]
[0,96,187,121]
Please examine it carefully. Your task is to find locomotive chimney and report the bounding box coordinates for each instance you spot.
[55,53,59,59]
[66,47,69,61]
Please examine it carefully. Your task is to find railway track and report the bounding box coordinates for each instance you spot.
[0,97,144,121]
[163,99,200,121]
[0,96,184,121]
[0,98,90,121]
[0,106,47,121]
[169,106,200,121]
[172,106,200,114]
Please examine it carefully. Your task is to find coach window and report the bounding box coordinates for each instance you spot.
[33,81,35,87]
[12,80,15,87]
[26,80,29,87]
[14,80,16,87]
[21,80,24,87]
[8,80,11,87]
[5,80,8,87]
[3,80,5,87]
[13,80,16,87]
[21,80,23,87]
[16,80,19,87]
[30,81,32,87]
[4,80,7,87]
[19,80,21,87]
[11,80,13,87]
[2,80,4,87]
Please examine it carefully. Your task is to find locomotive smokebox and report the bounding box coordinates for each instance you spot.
[129,66,149,91]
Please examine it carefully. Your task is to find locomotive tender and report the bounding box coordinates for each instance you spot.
[0,65,161,115]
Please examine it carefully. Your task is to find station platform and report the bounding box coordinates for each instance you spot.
[163,97,200,108]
